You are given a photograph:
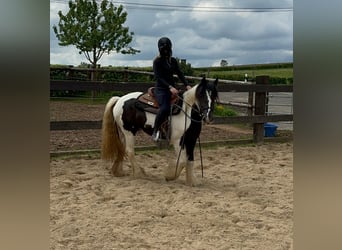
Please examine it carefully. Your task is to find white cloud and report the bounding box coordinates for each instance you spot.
[50,0,293,67]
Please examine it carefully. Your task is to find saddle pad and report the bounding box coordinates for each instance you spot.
[138,93,158,108]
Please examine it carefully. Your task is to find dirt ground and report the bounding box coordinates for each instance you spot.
[50,101,293,249]
[50,142,293,249]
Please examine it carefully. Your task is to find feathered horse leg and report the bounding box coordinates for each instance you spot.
[164,141,186,181]
[124,131,147,178]
[101,96,126,177]
[185,161,200,186]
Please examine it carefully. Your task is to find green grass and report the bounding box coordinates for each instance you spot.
[192,62,293,83]
[207,67,293,79]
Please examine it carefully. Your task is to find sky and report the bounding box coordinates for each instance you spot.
[50,0,293,68]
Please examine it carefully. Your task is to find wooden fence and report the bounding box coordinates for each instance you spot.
[50,67,293,144]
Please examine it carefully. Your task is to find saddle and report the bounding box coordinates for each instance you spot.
[136,87,182,115]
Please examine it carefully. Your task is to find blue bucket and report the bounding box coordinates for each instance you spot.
[264,123,278,137]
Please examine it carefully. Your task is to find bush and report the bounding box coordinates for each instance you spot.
[214,104,238,116]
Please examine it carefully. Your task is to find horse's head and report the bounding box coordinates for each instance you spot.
[195,76,219,124]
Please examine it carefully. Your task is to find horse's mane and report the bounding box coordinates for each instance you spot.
[183,84,197,104]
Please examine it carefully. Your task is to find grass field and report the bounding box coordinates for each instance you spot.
[192,62,293,80]
[190,63,293,84]
[204,67,293,79]
[51,62,293,85]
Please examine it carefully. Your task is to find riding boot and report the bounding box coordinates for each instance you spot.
[152,130,160,141]
[152,113,165,141]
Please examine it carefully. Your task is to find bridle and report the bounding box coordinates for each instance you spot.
[173,89,213,123]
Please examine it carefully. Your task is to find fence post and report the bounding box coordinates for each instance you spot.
[124,67,128,82]
[253,75,269,144]
[67,65,74,79]
[247,91,254,117]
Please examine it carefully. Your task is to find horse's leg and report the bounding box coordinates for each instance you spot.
[124,132,146,178]
[183,130,200,186]
[164,142,187,181]
[111,158,124,177]
[185,160,200,187]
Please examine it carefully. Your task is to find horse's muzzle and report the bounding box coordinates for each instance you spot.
[203,116,213,124]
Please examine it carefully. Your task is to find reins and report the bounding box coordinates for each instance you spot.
[154,81,217,180]
[198,136,204,178]
[174,103,186,178]
[153,87,207,123]
[172,95,205,179]
[172,94,205,123]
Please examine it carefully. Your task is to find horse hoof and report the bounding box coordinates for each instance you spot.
[133,167,147,178]
[187,182,199,187]
[165,174,178,182]
[186,178,201,187]
[111,169,126,177]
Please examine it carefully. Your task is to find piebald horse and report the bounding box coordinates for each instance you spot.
[101,77,218,186]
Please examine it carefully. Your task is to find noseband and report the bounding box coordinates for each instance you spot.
[197,90,212,121]
[198,106,210,120]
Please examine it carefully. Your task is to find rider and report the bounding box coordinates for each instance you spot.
[152,37,191,141]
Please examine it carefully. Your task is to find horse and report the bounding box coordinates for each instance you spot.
[101,76,218,186]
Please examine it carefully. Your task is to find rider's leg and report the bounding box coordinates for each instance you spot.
[152,90,171,140]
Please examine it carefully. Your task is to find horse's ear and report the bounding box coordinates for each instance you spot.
[214,78,218,86]
[199,76,207,87]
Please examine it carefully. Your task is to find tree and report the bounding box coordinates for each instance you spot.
[220,59,228,67]
[177,58,193,76]
[53,0,139,71]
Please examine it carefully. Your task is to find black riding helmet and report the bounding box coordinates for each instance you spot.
[158,37,172,57]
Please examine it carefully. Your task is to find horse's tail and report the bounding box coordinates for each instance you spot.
[101,96,126,162]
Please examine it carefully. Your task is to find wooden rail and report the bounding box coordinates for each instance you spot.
[50,80,292,92]
[50,115,293,131]
[50,70,293,144]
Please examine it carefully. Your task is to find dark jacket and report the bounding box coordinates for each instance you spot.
[153,56,188,90]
